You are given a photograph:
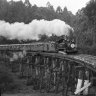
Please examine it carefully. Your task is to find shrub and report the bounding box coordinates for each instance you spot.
[79,44,96,55]
[0,64,21,93]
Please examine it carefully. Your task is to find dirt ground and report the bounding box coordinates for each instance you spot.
[1,79,61,96]
[2,93,40,96]
[2,92,61,96]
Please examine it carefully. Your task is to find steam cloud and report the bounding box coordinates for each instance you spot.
[0,19,74,40]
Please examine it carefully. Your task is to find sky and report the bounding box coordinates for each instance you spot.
[7,0,90,14]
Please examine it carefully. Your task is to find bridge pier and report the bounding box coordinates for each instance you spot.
[19,61,22,76]
[44,57,49,79]
[27,57,33,78]
[75,66,90,95]
[35,56,39,76]
[52,58,57,91]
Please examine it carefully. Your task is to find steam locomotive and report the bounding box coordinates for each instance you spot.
[0,36,78,54]
[56,36,77,53]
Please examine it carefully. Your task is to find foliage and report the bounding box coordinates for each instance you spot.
[0,0,74,24]
[72,0,96,55]
[83,0,96,25]
[0,63,20,93]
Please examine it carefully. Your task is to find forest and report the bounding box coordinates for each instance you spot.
[0,0,96,55]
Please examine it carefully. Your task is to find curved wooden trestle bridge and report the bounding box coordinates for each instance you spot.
[5,50,95,96]
[1,49,96,96]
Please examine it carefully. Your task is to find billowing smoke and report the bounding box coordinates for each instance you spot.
[0,19,74,40]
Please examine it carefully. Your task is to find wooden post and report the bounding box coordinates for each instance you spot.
[27,58,30,78]
[52,58,56,91]
[39,56,45,91]
[45,57,50,78]
[54,59,61,93]
[83,69,90,95]
[31,56,35,78]
[62,60,66,96]
[62,60,71,96]
[44,57,48,78]
[0,88,1,96]
[74,66,85,95]
[45,57,52,92]
[30,57,33,77]
[35,57,39,76]
[61,61,64,71]
[19,59,23,77]
[66,61,71,95]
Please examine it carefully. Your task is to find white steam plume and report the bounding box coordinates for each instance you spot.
[0,19,74,40]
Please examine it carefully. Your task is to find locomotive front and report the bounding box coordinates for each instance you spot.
[66,39,77,53]
[56,36,78,53]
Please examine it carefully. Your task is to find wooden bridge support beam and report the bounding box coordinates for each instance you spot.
[44,57,49,79]
[52,58,56,91]
[27,57,33,78]
[75,66,90,95]
[61,60,75,96]
[44,57,53,92]
[43,57,51,92]
[54,59,63,93]
[39,56,45,91]
[19,59,24,77]
[62,60,68,96]
[35,56,40,77]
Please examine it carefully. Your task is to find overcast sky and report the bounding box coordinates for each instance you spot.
[7,0,90,14]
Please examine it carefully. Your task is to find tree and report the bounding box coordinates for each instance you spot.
[0,0,9,20]
[83,0,96,24]
[83,0,96,44]
[24,0,31,7]
[39,34,48,41]
[62,7,71,24]
[46,1,54,11]
[6,0,26,23]
[56,6,62,14]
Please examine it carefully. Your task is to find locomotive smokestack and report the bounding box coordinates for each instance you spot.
[0,19,73,40]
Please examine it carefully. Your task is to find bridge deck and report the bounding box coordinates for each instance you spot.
[72,54,96,67]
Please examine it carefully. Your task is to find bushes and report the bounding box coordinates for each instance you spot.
[0,64,21,93]
[79,44,96,55]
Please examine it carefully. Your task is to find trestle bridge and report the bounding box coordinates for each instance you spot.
[0,47,96,96]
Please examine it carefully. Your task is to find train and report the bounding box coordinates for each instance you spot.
[55,36,77,53]
[0,36,78,54]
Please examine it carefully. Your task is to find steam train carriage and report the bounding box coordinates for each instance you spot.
[0,36,78,53]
